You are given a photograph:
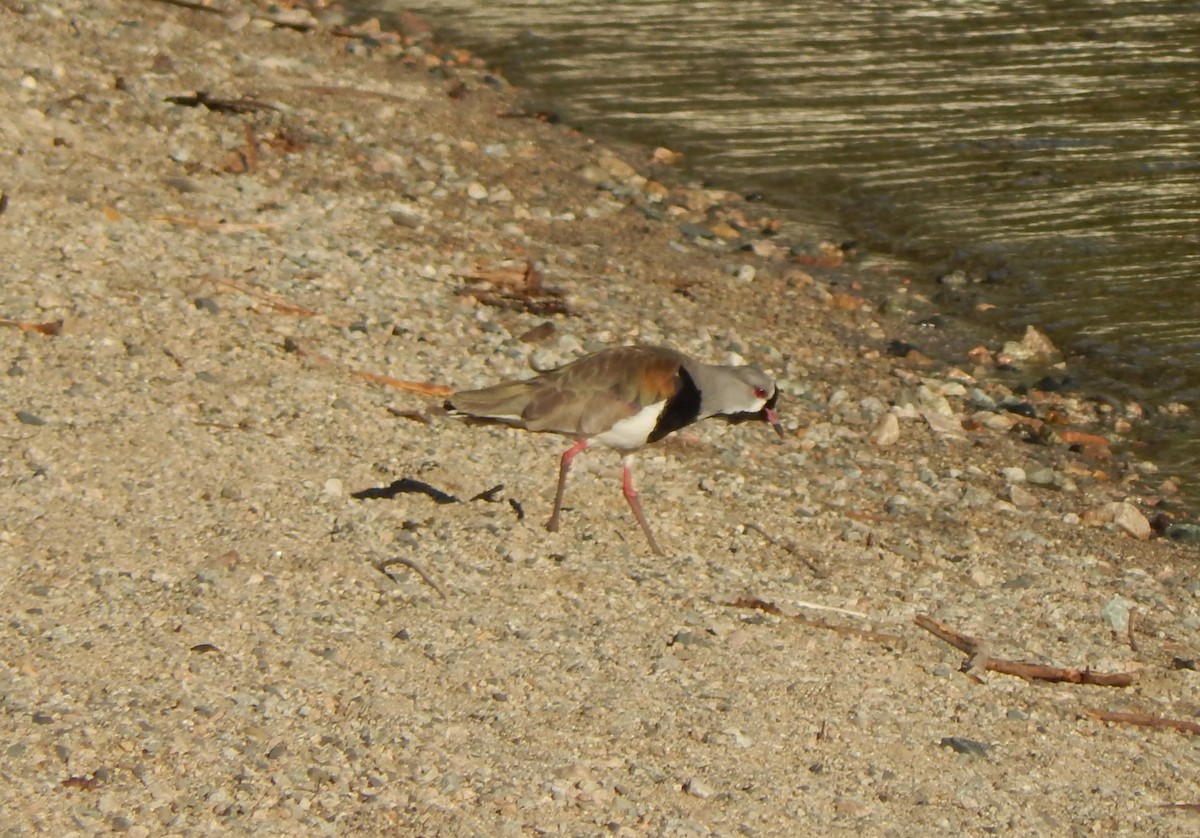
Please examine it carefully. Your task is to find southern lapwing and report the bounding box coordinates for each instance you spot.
[445,344,782,555]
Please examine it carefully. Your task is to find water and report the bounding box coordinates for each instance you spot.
[366,0,1200,488]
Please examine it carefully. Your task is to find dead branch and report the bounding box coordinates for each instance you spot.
[164,90,280,115]
[914,614,1137,687]
[376,556,447,600]
[729,597,903,647]
[283,338,452,397]
[148,215,276,232]
[1127,606,1140,653]
[205,275,317,318]
[0,317,63,336]
[743,522,824,577]
[352,369,452,397]
[1083,708,1200,736]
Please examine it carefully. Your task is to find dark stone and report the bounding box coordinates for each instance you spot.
[939,736,990,757]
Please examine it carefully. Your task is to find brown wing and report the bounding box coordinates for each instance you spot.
[521,346,686,436]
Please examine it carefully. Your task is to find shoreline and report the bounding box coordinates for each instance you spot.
[388,0,1200,512]
[2,2,1200,834]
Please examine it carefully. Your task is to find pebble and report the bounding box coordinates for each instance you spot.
[1025,467,1057,487]
[1000,467,1026,484]
[1110,502,1151,540]
[1100,594,1136,633]
[922,411,967,441]
[939,737,991,758]
[870,412,901,446]
[1008,484,1039,509]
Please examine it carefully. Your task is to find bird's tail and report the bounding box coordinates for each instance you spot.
[444,380,536,422]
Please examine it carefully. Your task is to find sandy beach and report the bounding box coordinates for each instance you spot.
[2,2,1199,834]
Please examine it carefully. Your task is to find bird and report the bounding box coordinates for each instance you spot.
[444,344,783,555]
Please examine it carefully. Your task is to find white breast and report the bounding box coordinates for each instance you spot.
[593,401,667,451]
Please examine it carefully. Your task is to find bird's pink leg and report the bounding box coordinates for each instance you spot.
[621,454,665,556]
[546,439,588,533]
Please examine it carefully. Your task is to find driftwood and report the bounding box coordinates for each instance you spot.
[1083,708,1200,736]
[729,597,903,647]
[914,614,1136,687]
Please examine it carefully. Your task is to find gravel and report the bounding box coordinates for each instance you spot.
[2,2,1199,835]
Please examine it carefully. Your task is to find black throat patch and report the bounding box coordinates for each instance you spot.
[647,366,701,443]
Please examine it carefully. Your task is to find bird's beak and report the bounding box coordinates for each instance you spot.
[765,407,784,437]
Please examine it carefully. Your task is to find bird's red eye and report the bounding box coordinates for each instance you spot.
[754,387,767,399]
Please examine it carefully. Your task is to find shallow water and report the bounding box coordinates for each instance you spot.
[368,0,1200,483]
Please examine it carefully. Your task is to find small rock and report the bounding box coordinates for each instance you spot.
[922,411,967,441]
[1101,594,1136,633]
[1165,523,1200,543]
[322,478,344,499]
[466,182,488,201]
[1008,484,1038,509]
[15,410,46,426]
[683,777,714,799]
[37,290,69,309]
[939,737,990,758]
[1000,325,1059,364]
[1111,502,1151,540]
[870,412,900,446]
[1025,467,1057,487]
[1000,467,1026,484]
[916,385,954,417]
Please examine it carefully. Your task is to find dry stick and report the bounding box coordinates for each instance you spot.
[729,597,903,647]
[206,275,319,318]
[376,557,447,600]
[1083,708,1200,736]
[0,317,63,336]
[283,338,450,397]
[352,369,452,397]
[148,215,277,232]
[744,522,824,577]
[914,614,1137,687]
[1127,606,1140,653]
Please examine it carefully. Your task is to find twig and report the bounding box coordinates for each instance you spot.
[729,597,903,647]
[1127,606,1140,653]
[352,369,452,397]
[787,599,868,619]
[1083,708,1200,736]
[915,614,1137,687]
[148,214,276,232]
[283,338,451,396]
[744,522,824,577]
[376,556,447,600]
[0,317,63,336]
[206,275,317,318]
